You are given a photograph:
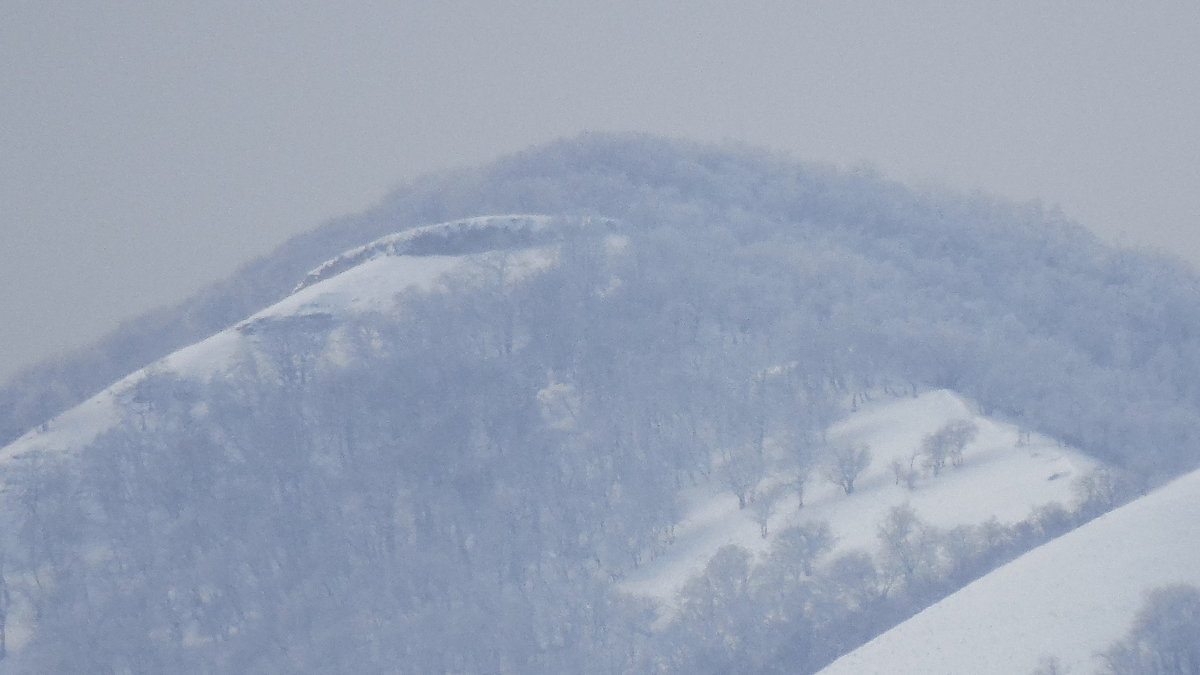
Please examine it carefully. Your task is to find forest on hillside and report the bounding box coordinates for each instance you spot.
[7,135,1200,478]
[3,135,1200,671]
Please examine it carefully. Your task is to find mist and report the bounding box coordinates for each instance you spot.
[4,2,1199,380]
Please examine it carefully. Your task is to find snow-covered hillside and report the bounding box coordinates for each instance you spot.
[0,215,588,465]
[820,466,1200,674]
[9,136,1200,673]
[0,216,630,659]
[619,390,1098,615]
[0,214,1108,668]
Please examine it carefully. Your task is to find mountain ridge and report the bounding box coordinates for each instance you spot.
[291,214,620,293]
[1,214,586,466]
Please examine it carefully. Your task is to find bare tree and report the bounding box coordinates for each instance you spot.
[1031,655,1065,675]
[787,439,818,508]
[890,451,920,490]
[1074,467,1133,519]
[921,419,979,476]
[877,503,938,587]
[720,446,765,509]
[1101,584,1200,674]
[945,420,979,468]
[749,483,783,538]
[825,443,872,495]
[790,469,810,508]
[769,521,834,577]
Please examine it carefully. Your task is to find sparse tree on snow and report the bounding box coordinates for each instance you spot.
[825,443,872,495]
[721,446,765,509]
[877,503,938,587]
[921,419,979,476]
[749,483,783,538]
[890,451,921,490]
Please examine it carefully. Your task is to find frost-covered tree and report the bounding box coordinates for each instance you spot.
[1030,655,1065,675]
[921,419,979,476]
[825,442,872,495]
[1074,467,1135,520]
[1101,584,1200,675]
[721,445,765,509]
[877,503,939,591]
[890,451,921,490]
[769,521,835,578]
[825,551,885,613]
[749,483,783,538]
[667,545,755,672]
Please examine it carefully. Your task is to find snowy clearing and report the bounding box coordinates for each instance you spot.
[618,390,1098,620]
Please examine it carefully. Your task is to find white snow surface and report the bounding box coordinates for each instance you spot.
[618,390,1098,620]
[820,467,1200,675]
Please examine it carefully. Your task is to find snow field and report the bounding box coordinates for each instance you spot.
[820,465,1200,674]
[617,390,1098,622]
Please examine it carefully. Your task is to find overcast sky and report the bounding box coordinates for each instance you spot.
[3,2,1199,382]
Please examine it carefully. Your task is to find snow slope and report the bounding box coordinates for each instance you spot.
[618,390,1098,615]
[0,216,580,466]
[0,215,625,657]
[820,467,1200,675]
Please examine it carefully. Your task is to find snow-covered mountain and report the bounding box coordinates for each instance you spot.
[3,135,1200,673]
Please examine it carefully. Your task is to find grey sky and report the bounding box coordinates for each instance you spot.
[3,1,1199,382]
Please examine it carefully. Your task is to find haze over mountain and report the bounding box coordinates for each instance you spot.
[2,135,1199,672]
[6,4,1200,386]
